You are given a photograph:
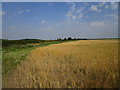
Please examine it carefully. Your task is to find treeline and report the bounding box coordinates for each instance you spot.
[2,39,47,47]
[2,37,87,47]
[57,37,87,41]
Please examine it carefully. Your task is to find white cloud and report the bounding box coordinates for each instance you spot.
[72,15,77,20]
[89,21,104,27]
[75,7,84,14]
[48,3,54,6]
[66,3,76,20]
[98,2,118,10]
[105,5,109,9]
[41,20,47,24]
[99,2,106,7]
[110,2,118,10]
[78,13,83,18]
[90,5,101,13]
[66,3,84,21]
[2,11,6,15]
[13,9,30,15]
[26,9,30,12]
[105,13,118,20]
[0,11,6,15]
[17,10,24,14]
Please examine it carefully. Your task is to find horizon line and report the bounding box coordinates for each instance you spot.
[1,37,119,40]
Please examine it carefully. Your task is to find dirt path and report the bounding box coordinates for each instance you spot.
[3,40,118,88]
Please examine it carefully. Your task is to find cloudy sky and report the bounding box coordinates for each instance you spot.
[2,2,118,40]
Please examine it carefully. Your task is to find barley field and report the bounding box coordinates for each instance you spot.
[3,39,118,88]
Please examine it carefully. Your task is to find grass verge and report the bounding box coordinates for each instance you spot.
[2,40,71,75]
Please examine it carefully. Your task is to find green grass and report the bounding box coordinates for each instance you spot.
[2,40,70,75]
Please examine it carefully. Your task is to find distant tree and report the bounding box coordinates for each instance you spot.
[77,38,80,40]
[74,38,76,40]
[57,38,62,41]
[68,37,72,40]
[64,38,67,41]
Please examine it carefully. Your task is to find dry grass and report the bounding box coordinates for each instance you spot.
[3,39,118,88]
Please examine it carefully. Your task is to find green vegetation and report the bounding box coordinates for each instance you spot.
[2,38,118,75]
[2,39,68,75]
[2,37,84,47]
[3,39,50,47]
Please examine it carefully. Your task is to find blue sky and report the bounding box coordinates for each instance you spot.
[2,2,118,40]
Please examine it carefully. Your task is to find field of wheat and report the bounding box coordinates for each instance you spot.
[3,39,118,88]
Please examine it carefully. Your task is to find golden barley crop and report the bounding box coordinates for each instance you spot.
[3,39,118,88]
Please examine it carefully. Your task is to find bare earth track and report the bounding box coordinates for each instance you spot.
[3,40,118,88]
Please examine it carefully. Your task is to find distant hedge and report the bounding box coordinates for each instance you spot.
[2,39,46,47]
[2,37,88,47]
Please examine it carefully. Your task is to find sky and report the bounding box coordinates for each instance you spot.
[2,2,118,40]
[0,2,2,39]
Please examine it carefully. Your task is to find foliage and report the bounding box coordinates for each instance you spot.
[2,40,67,75]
